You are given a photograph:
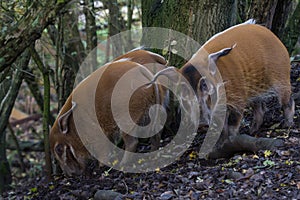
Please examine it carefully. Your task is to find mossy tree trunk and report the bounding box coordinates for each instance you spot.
[142,0,236,66]
[282,2,300,55]
[104,0,125,58]
[30,46,52,180]
[246,0,299,54]
[192,0,237,45]
[48,8,86,110]
[84,0,98,70]
[125,0,135,52]
[246,0,278,29]
[0,0,70,73]
[0,49,31,193]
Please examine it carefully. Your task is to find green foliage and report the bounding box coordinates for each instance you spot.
[56,0,65,4]
[263,160,275,168]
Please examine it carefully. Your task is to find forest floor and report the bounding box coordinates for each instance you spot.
[3,62,300,200]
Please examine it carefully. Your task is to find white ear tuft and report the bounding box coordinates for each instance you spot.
[243,19,256,24]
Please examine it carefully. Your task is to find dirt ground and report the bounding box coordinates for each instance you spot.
[2,62,300,200]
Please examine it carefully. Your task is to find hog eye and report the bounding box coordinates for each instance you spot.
[199,79,208,92]
[55,144,64,156]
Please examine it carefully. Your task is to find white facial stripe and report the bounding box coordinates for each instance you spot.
[62,145,67,164]
[54,143,67,164]
[69,145,78,160]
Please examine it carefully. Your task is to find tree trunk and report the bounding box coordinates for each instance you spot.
[282,2,300,55]
[192,0,237,45]
[246,0,299,54]
[237,0,248,23]
[125,0,134,52]
[24,67,55,125]
[142,0,236,66]
[142,0,191,64]
[62,11,87,100]
[246,0,278,29]
[55,15,65,110]
[105,0,124,58]
[30,46,53,180]
[49,10,86,110]
[0,49,31,193]
[271,0,295,39]
[84,0,98,69]
[241,0,300,54]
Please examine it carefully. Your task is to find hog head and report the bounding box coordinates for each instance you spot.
[49,98,93,176]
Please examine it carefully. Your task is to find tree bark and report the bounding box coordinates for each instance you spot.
[55,15,65,110]
[47,6,86,176]
[125,0,134,52]
[30,46,52,180]
[246,0,278,29]
[282,2,300,55]
[84,0,98,69]
[271,0,295,39]
[0,0,71,73]
[142,0,236,66]
[246,0,297,39]
[237,0,248,23]
[24,67,55,125]
[62,11,87,101]
[0,49,30,193]
[246,0,299,54]
[49,9,86,110]
[105,0,124,58]
[192,0,236,45]
[84,0,98,54]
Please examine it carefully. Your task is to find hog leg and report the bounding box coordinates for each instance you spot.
[276,87,295,127]
[150,132,161,151]
[208,103,283,159]
[250,100,266,134]
[282,96,295,127]
[119,132,138,167]
[226,105,243,138]
[209,105,243,158]
[217,105,243,146]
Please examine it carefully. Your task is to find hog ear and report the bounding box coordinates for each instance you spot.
[208,44,236,75]
[58,101,76,134]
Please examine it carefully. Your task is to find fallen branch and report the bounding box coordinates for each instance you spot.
[208,134,284,159]
[9,109,57,127]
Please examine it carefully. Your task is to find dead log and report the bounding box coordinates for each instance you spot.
[208,134,284,159]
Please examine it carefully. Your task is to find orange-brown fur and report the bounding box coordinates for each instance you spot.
[180,24,294,134]
[50,50,167,176]
[113,49,167,66]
